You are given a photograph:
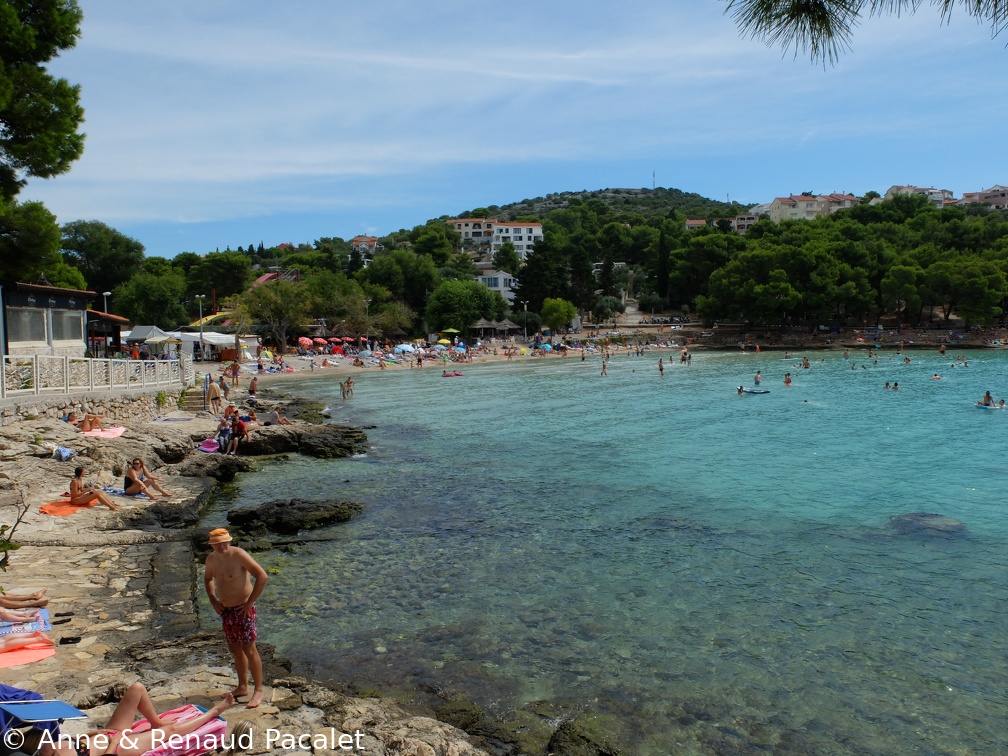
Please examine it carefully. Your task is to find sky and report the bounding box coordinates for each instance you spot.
[21,0,1008,259]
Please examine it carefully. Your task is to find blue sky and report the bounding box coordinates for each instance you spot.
[22,1,1008,259]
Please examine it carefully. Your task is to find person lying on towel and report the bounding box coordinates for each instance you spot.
[18,683,241,756]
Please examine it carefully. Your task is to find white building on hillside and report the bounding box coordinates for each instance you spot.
[447,218,544,261]
[478,269,518,304]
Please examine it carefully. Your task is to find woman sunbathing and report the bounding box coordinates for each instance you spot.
[66,412,104,433]
[0,630,53,652]
[70,467,119,511]
[0,607,41,623]
[22,683,240,756]
[124,458,170,500]
[0,589,49,609]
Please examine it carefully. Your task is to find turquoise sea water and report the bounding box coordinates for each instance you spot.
[203,349,1008,754]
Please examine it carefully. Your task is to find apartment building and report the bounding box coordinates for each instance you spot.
[882,185,955,209]
[446,218,544,261]
[478,268,519,304]
[962,184,1008,210]
[767,193,858,223]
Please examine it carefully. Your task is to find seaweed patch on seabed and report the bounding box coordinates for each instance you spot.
[889,512,968,539]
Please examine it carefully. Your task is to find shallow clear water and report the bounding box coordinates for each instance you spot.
[203,349,1008,753]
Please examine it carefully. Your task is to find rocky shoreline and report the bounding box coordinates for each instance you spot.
[0,398,509,756]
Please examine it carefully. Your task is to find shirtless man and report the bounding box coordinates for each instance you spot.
[204,528,268,708]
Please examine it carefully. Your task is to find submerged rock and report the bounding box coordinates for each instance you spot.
[227,497,363,535]
[890,512,966,537]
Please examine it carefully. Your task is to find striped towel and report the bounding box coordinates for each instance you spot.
[0,608,50,636]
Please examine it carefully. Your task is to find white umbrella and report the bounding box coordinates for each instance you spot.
[394,343,416,353]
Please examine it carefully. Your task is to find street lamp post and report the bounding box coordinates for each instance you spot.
[522,301,528,341]
[195,295,206,362]
[365,298,371,349]
[102,291,111,313]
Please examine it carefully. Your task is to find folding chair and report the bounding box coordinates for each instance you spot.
[0,699,87,735]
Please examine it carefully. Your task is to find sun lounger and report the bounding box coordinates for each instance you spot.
[0,698,86,739]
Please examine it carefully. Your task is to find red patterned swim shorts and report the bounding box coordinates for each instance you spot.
[221,604,257,644]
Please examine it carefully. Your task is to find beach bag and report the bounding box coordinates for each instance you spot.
[198,438,220,453]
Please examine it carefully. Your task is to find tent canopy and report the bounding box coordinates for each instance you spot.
[125,325,169,343]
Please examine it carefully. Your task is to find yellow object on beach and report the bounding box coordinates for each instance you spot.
[261,350,273,359]
[437,339,451,345]
[520,348,527,355]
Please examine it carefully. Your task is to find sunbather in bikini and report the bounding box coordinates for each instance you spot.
[0,607,41,623]
[21,683,238,756]
[71,467,119,511]
[124,458,170,500]
[0,630,53,652]
[0,589,49,609]
[66,412,104,433]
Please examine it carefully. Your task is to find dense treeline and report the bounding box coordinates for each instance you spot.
[5,191,1008,349]
[516,192,1008,329]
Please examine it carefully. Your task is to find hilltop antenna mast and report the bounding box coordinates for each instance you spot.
[652,171,655,190]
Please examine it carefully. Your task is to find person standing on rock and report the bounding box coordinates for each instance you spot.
[206,376,223,414]
[204,527,268,708]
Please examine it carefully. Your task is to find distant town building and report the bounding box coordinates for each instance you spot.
[446,218,544,261]
[732,215,759,234]
[882,185,955,209]
[961,184,1008,210]
[349,235,382,253]
[478,268,519,304]
[767,193,857,223]
[684,219,708,231]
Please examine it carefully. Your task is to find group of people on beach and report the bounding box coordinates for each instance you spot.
[2,526,268,755]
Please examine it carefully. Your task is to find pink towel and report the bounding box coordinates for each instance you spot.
[129,705,227,756]
[82,426,127,438]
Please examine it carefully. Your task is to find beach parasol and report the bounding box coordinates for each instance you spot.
[441,328,460,334]
[342,336,355,342]
[437,338,451,345]
[540,343,552,351]
[328,337,342,343]
[453,345,466,352]
[358,349,373,357]
[394,344,415,354]
[433,344,448,351]
[297,336,312,347]
[313,338,327,345]
[332,346,344,355]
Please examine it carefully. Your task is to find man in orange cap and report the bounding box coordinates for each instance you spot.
[203,528,269,708]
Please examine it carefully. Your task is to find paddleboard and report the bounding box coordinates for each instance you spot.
[975,403,1000,410]
[739,388,770,394]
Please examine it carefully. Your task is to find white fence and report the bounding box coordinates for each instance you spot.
[1,354,193,399]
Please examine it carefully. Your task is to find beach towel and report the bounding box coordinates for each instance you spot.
[0,608,50,636]
[103,487,148,499]
[82,426,127,438]
[128,704,227,756]
[40,496,97,517]
[198,439,221,453]
[0,643,56,669]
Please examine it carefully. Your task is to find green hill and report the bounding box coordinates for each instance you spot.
[454,187,752,223]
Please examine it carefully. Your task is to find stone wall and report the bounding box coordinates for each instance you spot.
[0,387,186,426]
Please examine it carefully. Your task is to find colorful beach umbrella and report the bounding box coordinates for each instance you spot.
[437,338,451,345]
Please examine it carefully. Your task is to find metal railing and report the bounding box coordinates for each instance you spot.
[1,353,193,399]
